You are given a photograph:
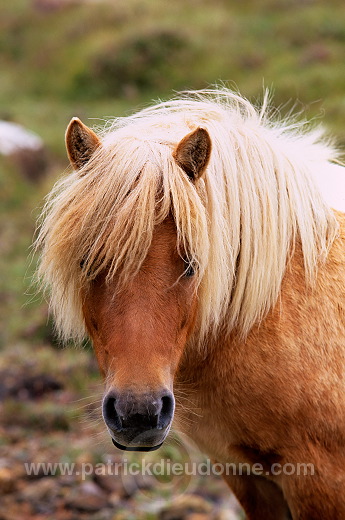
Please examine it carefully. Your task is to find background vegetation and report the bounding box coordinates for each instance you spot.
[0,0,344,518]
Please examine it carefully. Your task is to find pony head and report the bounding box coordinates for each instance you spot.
[66,117,211,450]
[36,90,338,450]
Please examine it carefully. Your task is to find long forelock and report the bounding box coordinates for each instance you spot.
[36,88,340,344]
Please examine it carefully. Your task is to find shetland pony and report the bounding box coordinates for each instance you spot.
[36,89,345,519]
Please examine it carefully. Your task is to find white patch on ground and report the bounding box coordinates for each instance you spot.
[0,121,43,155]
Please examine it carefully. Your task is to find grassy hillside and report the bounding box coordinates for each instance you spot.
[1,0,345,157]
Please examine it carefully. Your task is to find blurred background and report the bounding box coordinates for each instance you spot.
[0,0,345,518]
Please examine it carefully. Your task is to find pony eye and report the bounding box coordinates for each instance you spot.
[183,259,195,277]
[80,258,92,277]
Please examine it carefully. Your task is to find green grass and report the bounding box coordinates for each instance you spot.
[1,0,345,157]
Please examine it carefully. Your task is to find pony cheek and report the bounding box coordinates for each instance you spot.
[171,307,198,371]
[179,291,199,338]
[91,344,107,379]
[84,318,110,378]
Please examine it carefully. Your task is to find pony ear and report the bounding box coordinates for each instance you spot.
[173,127,211,181]
[65,117,101,171]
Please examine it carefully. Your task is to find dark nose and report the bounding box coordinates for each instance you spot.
[102,389,175,434]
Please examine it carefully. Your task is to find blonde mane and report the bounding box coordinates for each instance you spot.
[36,88,340,344]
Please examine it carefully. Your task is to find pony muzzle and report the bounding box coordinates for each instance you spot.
[102,389,175,451]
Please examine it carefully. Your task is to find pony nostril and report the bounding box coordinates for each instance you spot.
[102,394,123,432]
[158,393,175,430]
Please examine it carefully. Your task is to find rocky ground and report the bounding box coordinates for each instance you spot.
[0,342,243,520]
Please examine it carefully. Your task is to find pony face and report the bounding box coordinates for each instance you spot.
[83,217,199,450]
[66,119,211,450]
